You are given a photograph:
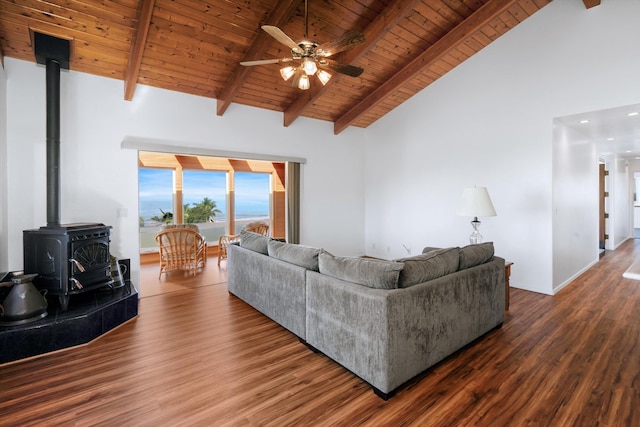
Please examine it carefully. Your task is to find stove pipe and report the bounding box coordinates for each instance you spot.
[46,58,61,227]
[33,33,70,228]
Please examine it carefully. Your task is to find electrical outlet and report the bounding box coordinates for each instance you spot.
[387,246,391,252]
[372,243,376,250]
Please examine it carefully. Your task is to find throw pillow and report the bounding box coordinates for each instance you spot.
[318,252,404,290]
[267,240,321,271]
[239,230,270,255]
[395,247,460,288]
[459,242,494,270]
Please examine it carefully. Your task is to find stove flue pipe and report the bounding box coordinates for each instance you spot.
[46,58,61,227]
[33,32,70,228]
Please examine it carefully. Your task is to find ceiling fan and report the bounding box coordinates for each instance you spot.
[240,0,365,90]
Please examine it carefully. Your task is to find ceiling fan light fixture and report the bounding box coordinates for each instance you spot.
[302,58,317,76]
[280,66,296,81]
[298,73,310,90]
[291,68,310,90]
[317,69,332,85]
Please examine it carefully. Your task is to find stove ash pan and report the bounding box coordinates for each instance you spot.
[23,223,114,311]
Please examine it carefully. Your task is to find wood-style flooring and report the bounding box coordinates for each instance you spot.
[1,241,640,426]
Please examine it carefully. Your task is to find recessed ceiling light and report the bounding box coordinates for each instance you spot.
[626,150,632,153]
[607,137,614,141]
[580,119,590,124]
[628,112,639,117]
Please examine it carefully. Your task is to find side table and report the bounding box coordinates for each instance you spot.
[505,262,513,311]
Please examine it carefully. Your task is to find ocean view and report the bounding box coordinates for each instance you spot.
[138,168,271,250]
[139,168,270,224]
[139,200,267,224]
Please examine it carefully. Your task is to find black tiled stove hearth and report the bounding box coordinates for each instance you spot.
[0,280,138,364]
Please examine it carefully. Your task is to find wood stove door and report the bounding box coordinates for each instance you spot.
[69,239,113,291]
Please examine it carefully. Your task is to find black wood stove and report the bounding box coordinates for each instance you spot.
[21,33,114,311]
[23,224,113,311]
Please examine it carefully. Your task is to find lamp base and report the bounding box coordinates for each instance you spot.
[469,218,483,245]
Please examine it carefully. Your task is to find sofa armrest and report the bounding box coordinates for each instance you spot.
[228,244,308,339]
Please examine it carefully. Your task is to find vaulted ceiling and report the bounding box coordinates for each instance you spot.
[0,0,600,134]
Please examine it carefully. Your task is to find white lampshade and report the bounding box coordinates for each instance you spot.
[316,69,332,85]
[280,66,296,81]
[291,69,310,90]
[302,58,317,76]
[457,187,497,218]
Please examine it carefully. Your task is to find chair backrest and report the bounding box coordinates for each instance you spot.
[155,228,199,258]
[162,223,200,232]
[244,222,269,236]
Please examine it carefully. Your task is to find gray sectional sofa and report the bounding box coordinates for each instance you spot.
[227,231,505,399]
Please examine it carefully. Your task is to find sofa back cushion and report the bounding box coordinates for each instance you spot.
[267,240,321,271]
[239,230,270,255]
[318,252,404,290]
[459,242,494,270]
[395,247,460,288]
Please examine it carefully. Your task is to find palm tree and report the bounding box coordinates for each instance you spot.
[184,197,223,223]
[150,209,173,224]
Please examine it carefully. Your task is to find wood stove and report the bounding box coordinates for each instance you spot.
[21,33,114,311]
[24,224,113,311]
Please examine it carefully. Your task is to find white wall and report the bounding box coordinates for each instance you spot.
[0,59,7,272]
[628,160,640,231]
[364,0,640,294]
[552,122,599,292]
[4,58,366,285]
[611,157,631,249]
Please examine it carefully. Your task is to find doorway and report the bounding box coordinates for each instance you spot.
[137,152,287,297]
[599,162,607,250]
[633,172,640,239]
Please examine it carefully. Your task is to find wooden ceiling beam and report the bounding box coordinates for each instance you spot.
[283,0,423,127]
[124,0,154,101]
[583,0,601,8]
[333,0,518,135]
[216,0,300,117]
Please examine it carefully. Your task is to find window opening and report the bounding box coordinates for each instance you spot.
[183,170,227,244]
[139,168,175,253]
[233,172,271,234]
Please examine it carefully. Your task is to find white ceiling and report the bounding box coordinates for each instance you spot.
[556,103,640,159]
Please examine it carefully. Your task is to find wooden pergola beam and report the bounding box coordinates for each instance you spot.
[216,0,300,117]
[283,0,422,127]
[124,0,155,101]
[333,0,518,135]
[582,0,601,8]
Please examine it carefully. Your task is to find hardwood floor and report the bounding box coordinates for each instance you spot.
[2,243,640,426]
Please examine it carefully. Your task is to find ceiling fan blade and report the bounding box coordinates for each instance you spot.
[262,25,303,54]
[316,30,365,57]
[240,58,292,66]
[320,59,364,78]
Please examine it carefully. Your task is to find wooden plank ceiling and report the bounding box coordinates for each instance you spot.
[0,0,590,135]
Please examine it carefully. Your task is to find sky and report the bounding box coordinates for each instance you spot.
[139,168,270,221]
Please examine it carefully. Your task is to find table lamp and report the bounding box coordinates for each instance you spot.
[456,186,497,244]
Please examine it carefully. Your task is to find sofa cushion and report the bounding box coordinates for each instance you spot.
[459,242,494,270]
[395,247,460,288]
[318,251,404,290]
[267,240,321,271]
[239,230,270,255]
